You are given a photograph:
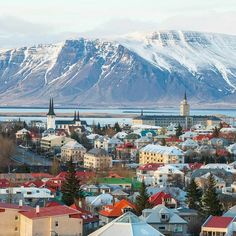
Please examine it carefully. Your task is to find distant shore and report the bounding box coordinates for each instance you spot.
[0,112,136,119]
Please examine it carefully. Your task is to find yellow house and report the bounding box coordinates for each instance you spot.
[84,148,112,170]
[139,144,184,165]
[0,202,31,236]
[61,140,86,163]
[20,205,83,236]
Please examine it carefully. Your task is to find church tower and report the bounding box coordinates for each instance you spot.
[47,98,56,129]
[180,92,190,116]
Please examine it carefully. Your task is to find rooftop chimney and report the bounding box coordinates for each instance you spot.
[36,205,40,214]
[19,199,23,208]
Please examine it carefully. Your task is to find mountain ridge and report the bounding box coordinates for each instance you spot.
[0,30,236,106]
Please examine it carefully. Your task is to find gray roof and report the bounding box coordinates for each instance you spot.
[87,148,108,157]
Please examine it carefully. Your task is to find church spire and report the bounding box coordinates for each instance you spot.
[184,91,187,100]
[141,109,144,116]
[47,98,56,116]
[74,111,76,121]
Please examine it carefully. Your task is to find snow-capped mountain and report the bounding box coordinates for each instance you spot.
[0,30,236,106]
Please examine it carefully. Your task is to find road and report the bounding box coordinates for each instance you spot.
[11,147,52,166]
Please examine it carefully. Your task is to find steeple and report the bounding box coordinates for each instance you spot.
[141,109,144,116]
[47,98,56,116]
[74,111,76,121]
[184,91,187,100]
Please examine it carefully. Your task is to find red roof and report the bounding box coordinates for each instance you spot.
[45,201,62,207]
[0,202,32,211]
[138,163,164,171]
[166,137,182,143]
[149,191,173,206]
[0,179,10,188]
[99,199,136,217]
[31,173,53,179]
[203,216,234,228]
[23,180,45,188]
[20,205,79,219]
[70,204,99,223]
[188,163,203,170]
[193,135,211,141]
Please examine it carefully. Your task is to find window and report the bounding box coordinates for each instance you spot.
[15,215,18,220]
[15,227,18,231]
[55,221,59,227]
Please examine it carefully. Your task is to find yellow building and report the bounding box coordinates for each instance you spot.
[0,202,31,236]
[61,140,86,163]
[139,144,184,165]
[20,205,83,236]
[84,148,112,170]
[0,203,83,236]
[40,135,73,151]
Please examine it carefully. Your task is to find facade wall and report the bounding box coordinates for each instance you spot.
[0,208,20,236]
[84,154,112,169]
[139,151,183,165]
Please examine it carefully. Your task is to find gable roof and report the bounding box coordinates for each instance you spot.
[203,216,234,228]
[149,191,174,206]
[99,199,136,217]
[89,211,164,236]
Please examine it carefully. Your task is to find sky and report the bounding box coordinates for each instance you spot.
[0,0,236,48]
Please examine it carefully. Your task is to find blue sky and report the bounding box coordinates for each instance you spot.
[0,0,235,47]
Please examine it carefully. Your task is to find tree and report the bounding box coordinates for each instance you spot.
[61,158,83,206]
[186,179,202,210]
[135,181,152,216]
[114,122,122,132]
[160,138,166,146]
[175,123,183,138]
[212,127,220,138]
[200,174,222,218]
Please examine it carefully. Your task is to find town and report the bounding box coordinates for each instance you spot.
[0,94,235,235]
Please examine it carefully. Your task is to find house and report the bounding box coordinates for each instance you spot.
[40,135,73,152]
[149,191,178,208]
[70,204,99,236]
[15,128,30,139]
[152,165,185,187]
[116,143,137,161]
[200,215,235,236]
[99,199,136,224]
[134,136,152,149]
[113,131,127,140]
[0,202,32,236]
[179,131,197,141]
[61,140,86,164]
[89,211,164,236]
[136,163,164,185]
[84,148,112,170]
[139,144,184,165]
[85,193,116,214]
[140,205,188,236]
[0,187,54,206]
[20,205,83,236]
[180,139,198,150]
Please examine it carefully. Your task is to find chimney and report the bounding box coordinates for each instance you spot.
[36,205,40,214]
[19,199,23,208]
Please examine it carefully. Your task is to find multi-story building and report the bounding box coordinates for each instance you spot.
[20,205,83,236]
[84,148,112,169]
[40,135,73,152]
[140,205,188,236]
[133,95,221,129]
[139,144,184,165]
[61,140,86,163]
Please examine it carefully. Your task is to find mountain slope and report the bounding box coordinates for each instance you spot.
[0,30,236,106]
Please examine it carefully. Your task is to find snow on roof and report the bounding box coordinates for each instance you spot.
[181,139,198,147]
[131,124,162,130]
[62,140,85,150]
[140,144,183,156]
[221,127,236,133]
